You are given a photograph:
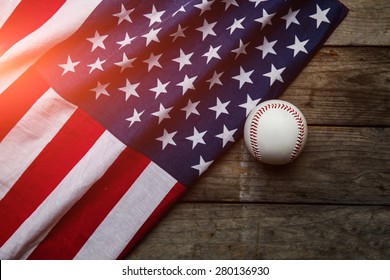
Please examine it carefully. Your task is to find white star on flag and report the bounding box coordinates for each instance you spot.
[172,5,186,17]
[86,31,108,51]
[181,99,200,119]
[113,4,134,24]
[142,27,161,46]
[202,45,221,64]
[126,109,144,127]
[117,33,136,49]
[196,19,217,41]
[114,53,136,72]
[227,17,246,34]
[310,4,331,28]
[144,5,165,27]
[239,95,262,116]
[287,36,309,57]
[59,55,80,75]
[194,0,215,15]
[143,52,163,71]
[222,0,239,11]
[209,97,230,119]
[256,36,277,59]
[177,75,197,95]
[152,104,173,124]
[172,49,193,70]
[281,8,300,29]
[231,39,250,59]
[87,57,106,73]
[255,9,276,30]
[206,71,224,89]
[192,156,214,176]
[150,78,169,99]
[119,79,140,100]
[216,125,237,148]
[263,64,286,86]
[156,129,177,150]
[90,81,110,99]
[232,66,254,88]
[249,0,268,8]
[170,24,188,42]
[186,128,207,149]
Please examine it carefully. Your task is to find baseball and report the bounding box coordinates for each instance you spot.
[244,100,308,165]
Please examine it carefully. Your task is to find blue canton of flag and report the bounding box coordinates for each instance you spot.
[37,0,348,187]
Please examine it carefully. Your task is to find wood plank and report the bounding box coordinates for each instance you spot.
[184,127,390,205]
[284,47,390,126]
[326,0,390,46]
[127,203,390,259]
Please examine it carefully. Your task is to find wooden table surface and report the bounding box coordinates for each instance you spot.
[127,0,390,259]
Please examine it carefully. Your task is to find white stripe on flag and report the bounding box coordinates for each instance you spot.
[0,0,102,94]
[0,130,126,259]
[74,162,177,260]
[0,88,77,200]
[0,0,21,29]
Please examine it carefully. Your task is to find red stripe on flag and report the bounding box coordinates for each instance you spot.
[0,109,104,247]
[0,0,65,56]
[27,147,151,260]
[0,69,50,141]
[117,182,186,259]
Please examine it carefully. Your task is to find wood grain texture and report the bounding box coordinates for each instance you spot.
[184,127,390,205]
[128,204,390,259]
[326,0,390,46]
[283,47,390,126]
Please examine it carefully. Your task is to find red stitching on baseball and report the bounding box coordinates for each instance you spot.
[249,102,306,163]
[289,109,306,162]
[249,108,267,160]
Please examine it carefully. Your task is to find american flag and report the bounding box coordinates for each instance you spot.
[0,0,347,259]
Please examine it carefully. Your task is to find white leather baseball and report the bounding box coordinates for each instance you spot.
[244,100,308,165]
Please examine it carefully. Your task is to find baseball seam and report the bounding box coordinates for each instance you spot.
[249,102,306,163]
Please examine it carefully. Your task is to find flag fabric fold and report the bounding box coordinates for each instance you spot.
[0,0,348,259]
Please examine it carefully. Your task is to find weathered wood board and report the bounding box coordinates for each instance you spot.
[326,0,390,46]
[284,47,390,126]
[128,204,390,259]
[185,127,390,205]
